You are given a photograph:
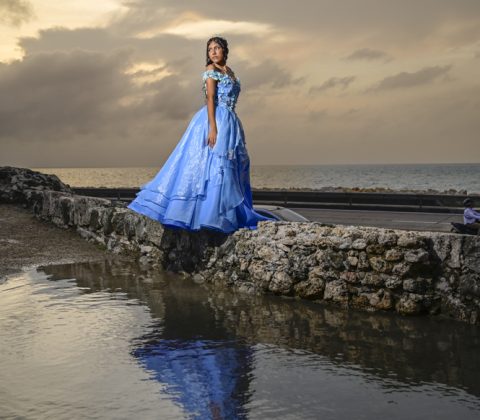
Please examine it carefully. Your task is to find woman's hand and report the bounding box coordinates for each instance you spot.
[207,127,217,148]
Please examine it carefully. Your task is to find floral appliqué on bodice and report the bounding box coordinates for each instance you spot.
[202,70,241,112]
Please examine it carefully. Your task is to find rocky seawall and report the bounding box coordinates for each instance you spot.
[2,166,479,324]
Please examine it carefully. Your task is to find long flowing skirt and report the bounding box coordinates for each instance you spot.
[127,105,272,233]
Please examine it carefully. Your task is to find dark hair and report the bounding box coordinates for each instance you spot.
[206,37,229,65]
[464,198,474,207]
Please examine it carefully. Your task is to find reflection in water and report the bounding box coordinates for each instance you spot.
[7,259,480,419]
[41,260,254,419]
[134,339,251,419]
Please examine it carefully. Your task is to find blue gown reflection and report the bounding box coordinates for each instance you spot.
[134,338,251,419]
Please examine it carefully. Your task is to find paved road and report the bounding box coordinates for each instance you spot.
[292,208,463,232]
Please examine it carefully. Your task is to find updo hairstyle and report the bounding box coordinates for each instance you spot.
[206,36,229,65]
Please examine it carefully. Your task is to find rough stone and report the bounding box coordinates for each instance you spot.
[357,252,370,270]
[404,250,429,263]
[369,289,393,310]
[340,271,358,284]
[257,245,282,262]
[398,234,422,248]
[362,272,384,287]
[352,239,367,250]
[385,276,403,290]
[366,244,385,255]
[369,256,391,273]
[324,280,349,305]
[396,293,424,315]
[269,271,293,294]
[463,236,480,274]
[294,278,325,299]
[347,256,359,267]
[325,250,344,269]
[403,278,427,294]
[3,166,480,325]
[447,236,463,269]
[392,262,411,278]
[385,249,403,262]
[378,232,397,247]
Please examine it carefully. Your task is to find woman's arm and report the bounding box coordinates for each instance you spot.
[205,75,218,148]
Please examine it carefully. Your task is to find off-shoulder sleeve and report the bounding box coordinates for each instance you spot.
[202,70,222,82]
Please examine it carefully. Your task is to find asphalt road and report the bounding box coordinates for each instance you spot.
[293,208,463,232]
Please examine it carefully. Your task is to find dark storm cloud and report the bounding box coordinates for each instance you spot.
[18,27,200,68]
[119,0,480,47]
[0,48,201,143]
[2,0,480,166]
[136,74,200,120]
[0,0,34,26]
[19,28,122,55]
[344,48,392,62]
[0,49,132,139]
[18,29,302,98]
[309,76,355,93]
[235,59,304,90]
[17,25,300,89]
[369,65,452,91]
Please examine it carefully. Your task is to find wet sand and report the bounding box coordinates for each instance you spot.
[0,204,114,281]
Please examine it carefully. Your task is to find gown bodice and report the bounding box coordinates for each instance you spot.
[202,70,241,112]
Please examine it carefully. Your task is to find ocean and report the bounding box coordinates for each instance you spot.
[32,163,480,194]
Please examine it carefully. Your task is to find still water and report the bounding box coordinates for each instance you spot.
[1,259,479,419]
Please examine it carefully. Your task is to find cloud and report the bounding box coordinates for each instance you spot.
[369,65,452,91]
[140,17,273,40]
[0,0,34,26]
[112,0,480,50]
[309,76,355,93]
[1,0,480,167]
[19,27,121,56]
[0,49,133,138]
[345,48,392,62]
[306,109,328,122]
[0,49,203,141]
[236,59,305,90]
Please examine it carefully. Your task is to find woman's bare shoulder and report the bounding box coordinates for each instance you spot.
[205,64,216,71]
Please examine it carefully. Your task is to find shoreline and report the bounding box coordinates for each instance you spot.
[29,165,480,196]
[0,204,121,282]
[66,185,480,196]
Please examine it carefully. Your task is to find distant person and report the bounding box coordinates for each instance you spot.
[463,198,480,234]
[128,36,273,233]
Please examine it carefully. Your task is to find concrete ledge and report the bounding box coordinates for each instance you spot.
[2,166,479,324]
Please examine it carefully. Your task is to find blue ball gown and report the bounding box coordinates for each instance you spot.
[127,69,273,233]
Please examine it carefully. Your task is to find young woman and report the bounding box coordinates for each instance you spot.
[128,36,273,233]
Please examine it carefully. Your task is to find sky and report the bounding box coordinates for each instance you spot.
[0,0,479,167]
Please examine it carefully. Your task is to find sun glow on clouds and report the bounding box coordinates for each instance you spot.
[125,61,172,85]
[136,16,273,40]
[0,0,123,62]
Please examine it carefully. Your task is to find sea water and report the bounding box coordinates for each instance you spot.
[32,163,480,193]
